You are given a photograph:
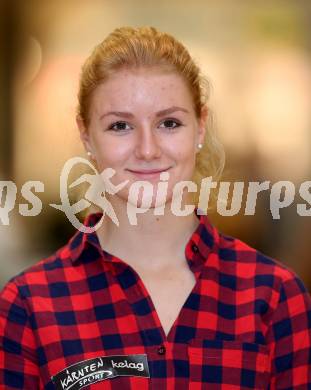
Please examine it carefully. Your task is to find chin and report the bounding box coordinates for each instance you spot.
[124,186,172,211]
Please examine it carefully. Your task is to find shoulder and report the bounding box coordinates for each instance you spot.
[218,230,300,281]
[0,212,103,303]
[0,241,73,302]
[215,230,310,309]
[199,213,298,287]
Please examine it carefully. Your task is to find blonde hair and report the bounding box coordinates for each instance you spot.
[77,26,225,209]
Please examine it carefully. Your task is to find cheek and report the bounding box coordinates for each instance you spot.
[167,132,196,160]
[171,144,197,183]
[172,143,196,165]
[95,139,130,168]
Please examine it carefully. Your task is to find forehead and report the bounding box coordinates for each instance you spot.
[90,67,195,117]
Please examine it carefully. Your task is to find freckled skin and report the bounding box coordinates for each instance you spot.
[78,67,206,209]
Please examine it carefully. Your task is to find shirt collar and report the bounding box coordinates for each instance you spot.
[68,209,219,266]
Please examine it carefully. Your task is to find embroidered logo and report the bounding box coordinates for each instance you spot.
[51,354,150,390]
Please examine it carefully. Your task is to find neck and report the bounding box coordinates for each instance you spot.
[95,198,200,271]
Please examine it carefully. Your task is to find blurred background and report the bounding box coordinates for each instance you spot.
[0,0,310,290]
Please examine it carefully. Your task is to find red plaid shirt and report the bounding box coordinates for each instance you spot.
[0,211,310,389]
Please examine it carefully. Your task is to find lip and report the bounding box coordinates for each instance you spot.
[126,168,170,179]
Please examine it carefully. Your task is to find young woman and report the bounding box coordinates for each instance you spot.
[1,26,310,389]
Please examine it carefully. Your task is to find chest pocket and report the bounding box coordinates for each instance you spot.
[188,339,271,389]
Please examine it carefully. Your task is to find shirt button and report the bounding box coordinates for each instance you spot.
[191,244,199,253]
[157,344,166,355]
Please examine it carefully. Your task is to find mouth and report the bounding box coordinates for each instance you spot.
[126,167,171,179]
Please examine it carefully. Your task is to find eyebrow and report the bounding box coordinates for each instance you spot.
[99,106,190,120]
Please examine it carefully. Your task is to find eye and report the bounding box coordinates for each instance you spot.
[107,121,131,132]
[159,119,182,130]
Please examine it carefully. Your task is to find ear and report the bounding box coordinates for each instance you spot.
[197,105,208,144]
[76,115,92,153]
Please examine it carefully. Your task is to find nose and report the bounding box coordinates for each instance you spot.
[134,126,162,161]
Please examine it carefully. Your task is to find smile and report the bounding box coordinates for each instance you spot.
[126,168,170,179]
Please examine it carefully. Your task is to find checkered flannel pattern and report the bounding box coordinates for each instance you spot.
[0,211,310,389]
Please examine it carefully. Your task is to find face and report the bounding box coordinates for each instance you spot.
[77,67,207,210]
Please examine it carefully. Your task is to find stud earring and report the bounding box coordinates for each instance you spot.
[86,151,92,158]
[197,143,203,150]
